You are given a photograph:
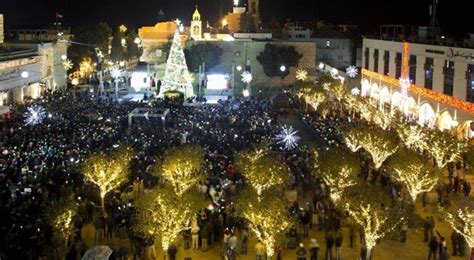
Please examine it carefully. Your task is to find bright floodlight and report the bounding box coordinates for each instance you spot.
[110,67,121,79]
[280,65,286,72]
[242,89,250,97]
[241,71,252,83]
[24,105,46,126]
[61,55,67,61]
[233,0,239,6]
[351,87,361,96]
[318,63,325,69]
[21,71,29,78]
[276,125,300,150]
[346,65,358,78]
[236,65,243,71]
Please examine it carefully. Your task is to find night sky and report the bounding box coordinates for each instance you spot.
[0,0,471,37]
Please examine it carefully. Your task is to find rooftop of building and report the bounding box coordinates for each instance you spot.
[0,44,38,61]
[312,29,349,39]
[363,35,474,50]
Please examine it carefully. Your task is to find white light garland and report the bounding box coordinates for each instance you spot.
[24,105,46,126]
[275,125,300,150]
[346,65,358,78]
[241,71,252,83]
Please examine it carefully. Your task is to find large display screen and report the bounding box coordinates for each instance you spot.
[206,74,229,90]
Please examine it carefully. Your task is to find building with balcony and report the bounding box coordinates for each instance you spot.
[361,37,474,138]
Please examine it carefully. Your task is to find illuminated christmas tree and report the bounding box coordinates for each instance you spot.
[159,20,194,98]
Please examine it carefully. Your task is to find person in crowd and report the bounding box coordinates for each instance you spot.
[309,238,319,260]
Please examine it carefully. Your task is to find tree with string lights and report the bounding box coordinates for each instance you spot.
[342,184,404,260]
[396,124,428,152]
[345,126,398,169]
[439,197,474,256]
[312,148,361,203]
[235,148,291,198]
[134,186,204,256]
[236,187,292,258]
[83,147,132,216]
[297,83,327,111]
[153,145,205,196]
[426,130,467,168]
[388,149,440,202]
[45,199,78,253]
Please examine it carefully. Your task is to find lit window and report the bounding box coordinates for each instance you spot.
[326,41,330,47]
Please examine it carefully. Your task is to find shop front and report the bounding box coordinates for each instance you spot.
[0,61,41,106]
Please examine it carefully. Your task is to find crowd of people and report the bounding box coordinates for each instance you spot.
[0,87,472,260]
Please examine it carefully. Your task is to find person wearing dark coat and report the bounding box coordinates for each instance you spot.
[309,238,320,260]
[167,244,177,260]
[428,237,438,260]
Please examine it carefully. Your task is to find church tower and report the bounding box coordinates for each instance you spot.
[190,6,202,40]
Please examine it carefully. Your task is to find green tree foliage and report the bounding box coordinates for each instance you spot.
[239,13,256,32]
[184,43,224,73]
[110,28,126,62]
[125,29,142,59]
[256,43,302,78]
[69,22,112,67]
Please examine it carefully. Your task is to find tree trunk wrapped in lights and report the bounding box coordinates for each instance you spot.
[345,126,398,169]
[134,186,204,253]
[396,124,427,152]
[342,184,404,260]
[236,188,292,257]
[83,147,132,215]
[388,149,440,202]
[153,145,205,196]
[344,127,364,152]
[45,200,78,252]
[312,148,361,203]
[439,197,474,254]
[235,148,291,198]
[426,130,467,168]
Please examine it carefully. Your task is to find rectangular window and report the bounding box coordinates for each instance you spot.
[364,48,369,70]
[424,57,434,90]
[467,64,474,103]
[383,51,390,75]
[443,60,455,96]
[373,49,379,73]
[395,52,402,79]
[409,55,417,83]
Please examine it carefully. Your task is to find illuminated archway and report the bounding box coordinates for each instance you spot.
[361,79,370,97]
[390,91,403,113]
[457,120,474,140]
[418,103,436,128]
[403,97,417,116]
[370,83,379,99]
[436,110,454,131]
[380,86,390,104]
